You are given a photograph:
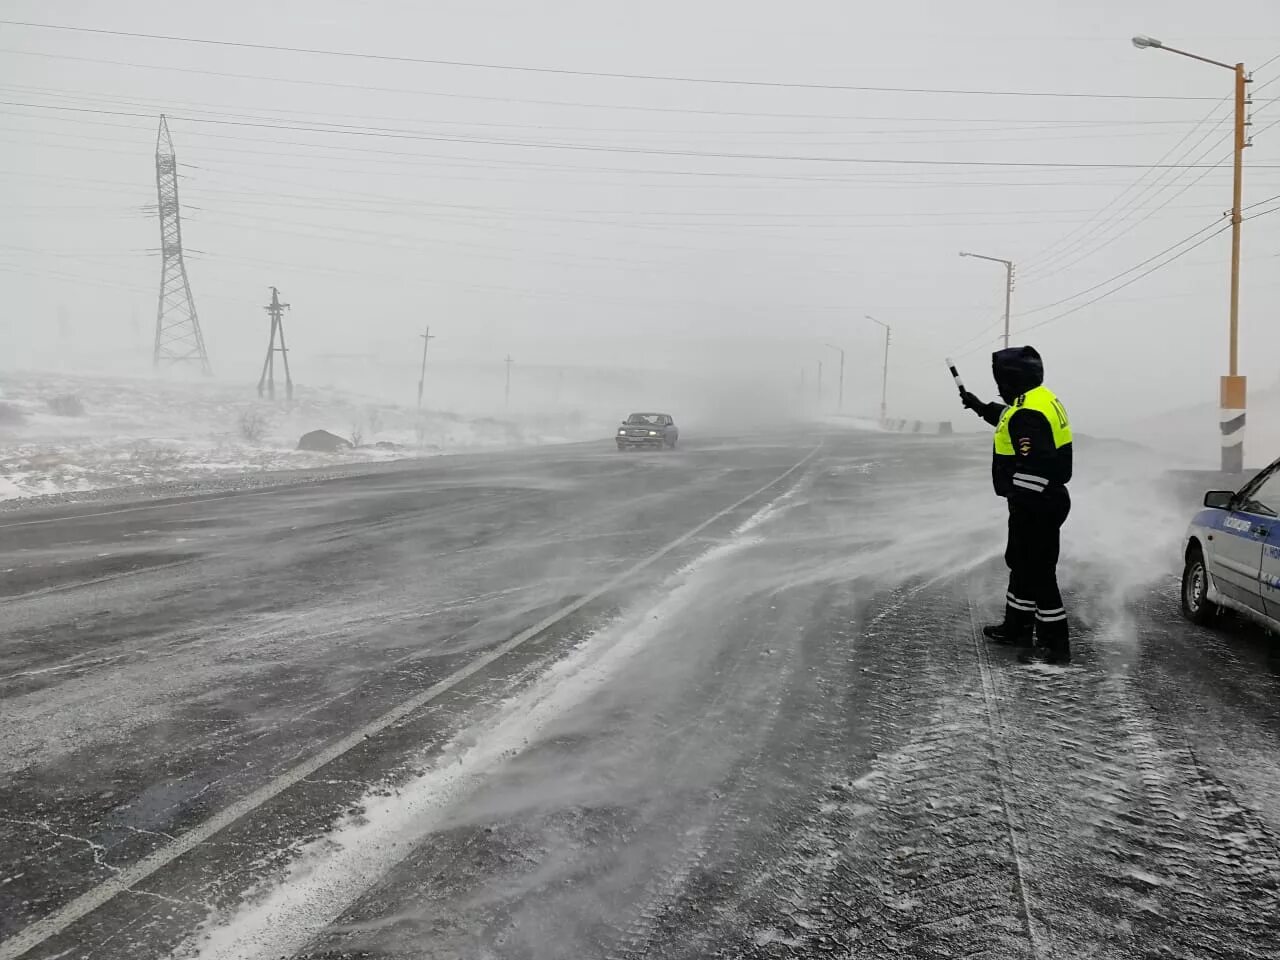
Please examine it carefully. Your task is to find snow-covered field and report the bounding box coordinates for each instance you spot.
[0,371,603,501]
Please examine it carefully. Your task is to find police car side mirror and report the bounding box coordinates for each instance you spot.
[1204,490,1235,510]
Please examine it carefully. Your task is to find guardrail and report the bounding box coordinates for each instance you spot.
[880,418,953,435]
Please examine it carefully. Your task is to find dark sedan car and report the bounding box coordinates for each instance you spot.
[616,413,678,451]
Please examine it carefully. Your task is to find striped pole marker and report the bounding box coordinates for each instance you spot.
[1220,375,1246,473]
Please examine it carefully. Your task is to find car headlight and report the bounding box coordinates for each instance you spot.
[618,429,626,436]
[649,430,658,436]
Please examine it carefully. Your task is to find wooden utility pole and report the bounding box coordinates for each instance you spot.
[1223,60,1249,471]
[257,287,292,401]
[824,343,845,412]
[866,314,892,423]
[1132,35,1251,470]
[417,326,435,412]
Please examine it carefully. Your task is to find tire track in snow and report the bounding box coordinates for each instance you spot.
[612,583,845,960]
[644,577,1038,960]
[723,580,1043,960]
[602,630,794,960]
[599,475,813,960]
[826,585,1036,960]
[604,477,889,960]
[721,581,950,958]
[643,566,1278,960]
[969,599,1048,959]
[987,595,1280,959]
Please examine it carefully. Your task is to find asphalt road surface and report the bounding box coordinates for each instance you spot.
[2,429,1278,960]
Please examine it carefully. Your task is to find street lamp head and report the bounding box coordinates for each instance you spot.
[1132,35,1163,50]
[958,251,970,257]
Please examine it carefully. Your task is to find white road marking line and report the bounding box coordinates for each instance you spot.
[0,558,203,606]
[0,444,820,960]
[0,487,297,529]
[0,654,127,683]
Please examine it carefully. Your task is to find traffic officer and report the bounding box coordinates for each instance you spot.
[959,345,1072,665]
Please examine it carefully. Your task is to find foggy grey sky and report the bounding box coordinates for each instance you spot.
[3,0,1280,423]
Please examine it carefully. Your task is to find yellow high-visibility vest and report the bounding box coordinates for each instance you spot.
[994,385,1072,455]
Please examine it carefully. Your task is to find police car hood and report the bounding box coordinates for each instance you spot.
[992,346,1043,403]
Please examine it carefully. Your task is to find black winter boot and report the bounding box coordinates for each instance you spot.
[1017,645,1071,666]
[983,623,1032,647]
[1030,615,1071,665]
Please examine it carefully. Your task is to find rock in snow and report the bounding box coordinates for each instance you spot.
[47,395,86,417]
[297,429,354,453]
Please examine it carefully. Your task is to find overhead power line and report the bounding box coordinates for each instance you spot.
[1019,58,1280,280]
[3,101,1260,186]
[1020,93,1232,274]
[1023,98,1280,284]
[1011,224,1231,338]
[1016,217,1229,318]
[945,314,1009,358]
[1242,189,1280,211]
[9,99,1280,168]
[0,52,1230,126]
[0,48,1221,124]
[1023,145,1232,283]
[947,215,1257,357]
[2,82,1231,146]
[0,19,1224,100]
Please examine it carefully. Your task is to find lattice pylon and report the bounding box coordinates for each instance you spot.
[153,115,211,374]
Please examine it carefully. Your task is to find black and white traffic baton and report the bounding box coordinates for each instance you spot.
[946,357,966,398]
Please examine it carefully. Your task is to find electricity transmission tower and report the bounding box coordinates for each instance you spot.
[152,115,211,374]
[258,287,293,401]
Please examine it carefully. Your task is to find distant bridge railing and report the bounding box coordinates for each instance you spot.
[880,418,953,435]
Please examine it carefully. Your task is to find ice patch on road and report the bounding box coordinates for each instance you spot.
[172,491,789,960]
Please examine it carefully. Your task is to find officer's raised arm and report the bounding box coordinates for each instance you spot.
[960,390,1006,427]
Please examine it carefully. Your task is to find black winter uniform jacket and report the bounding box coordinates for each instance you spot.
[971,347,1072,511]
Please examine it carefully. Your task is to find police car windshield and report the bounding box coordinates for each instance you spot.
[1243,471,1280,517]
[626,414,663,425]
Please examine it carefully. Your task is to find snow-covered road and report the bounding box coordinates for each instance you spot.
[1,430,1277,959]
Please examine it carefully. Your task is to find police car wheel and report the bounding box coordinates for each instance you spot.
[1181,547,1217,626]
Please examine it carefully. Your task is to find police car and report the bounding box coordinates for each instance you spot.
[1182,456,1280,630]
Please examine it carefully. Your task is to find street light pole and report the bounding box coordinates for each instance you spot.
[1134,34,1249,472]
[959,252,1014,349]
[824,343,845,412]
[865,315,891,423]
